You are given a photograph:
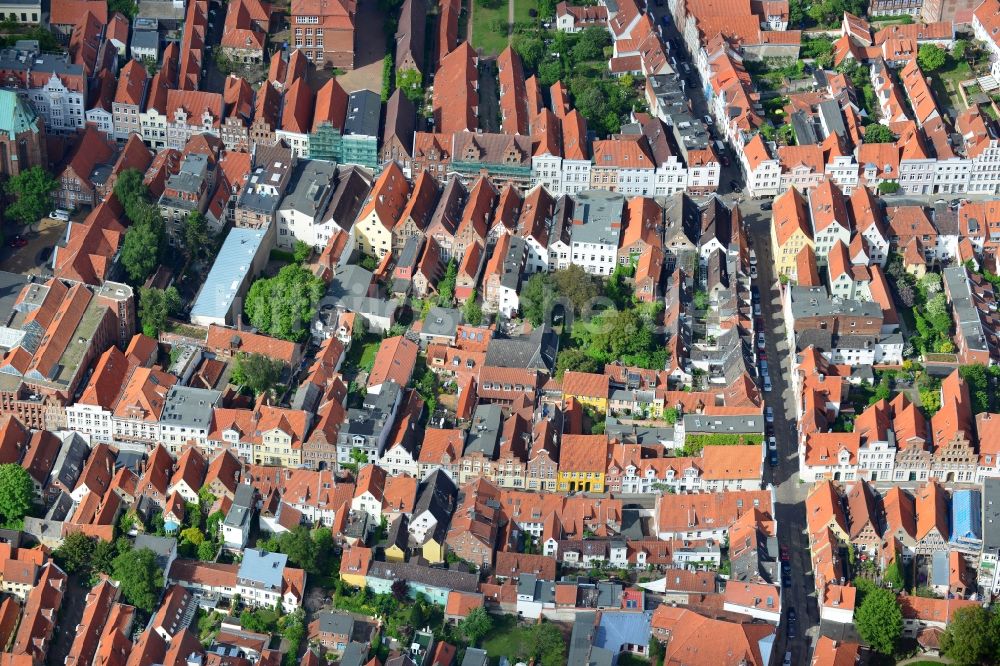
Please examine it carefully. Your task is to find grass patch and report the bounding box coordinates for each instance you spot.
[513,0,538,24]
[481,616,530,663]
[931,58,974,110]
[269,248,295,263]
[471,0,510,56]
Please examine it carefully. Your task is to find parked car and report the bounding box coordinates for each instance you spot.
[760,360,768,375]
[763,376,772,392]
[753,302,761,316]
[50,209,69,221]
[766,407,774,423]
[767,436,777,451]
[769,449,779,467]
[750,265,758,279]
[703,115,713,126]
[761,200,772,211]
[757,332,765,349]
[780,544,789,561]
[749,248,757,266]
[7,235,27,248]
[783,652,792,666]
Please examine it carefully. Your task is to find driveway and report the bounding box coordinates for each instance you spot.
[46,574,89,666]
[1,216,66,276]
[745,197,820,663]
[336,0,385,93]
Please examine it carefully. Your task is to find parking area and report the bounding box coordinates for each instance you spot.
[0,216,67,276]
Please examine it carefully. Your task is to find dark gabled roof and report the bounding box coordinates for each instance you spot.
[383,89,416,156]
[383,513,409,551]
[367,560,480,592]
[412,469,457,523]
[484,325,558,372]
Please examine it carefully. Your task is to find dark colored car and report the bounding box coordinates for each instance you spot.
[769,449,778,467]
[780,544,790,561]
[7,235,27,248]
[761,201,772,211]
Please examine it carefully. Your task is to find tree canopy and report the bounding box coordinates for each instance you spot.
[396,67,424,104]
[52,532,96,574]
[459,606,493,645]
[231,352,285,397]
[5,167,57,226]
[115,170,165,285]
[463,290,483,326]
[244,263,325,342]
[863,123,896,144]
[138,286,181,339]
[918,44,948,72]
[112,546,164,612]
[854,588,902,655]
[940,605,997,665]
[183,211,211,262]
[0,464,34,528]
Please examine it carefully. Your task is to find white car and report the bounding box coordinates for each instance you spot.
[783,652,792,666]
[768,436,777,451]
[757,333,765,350]
[50,209,69,221]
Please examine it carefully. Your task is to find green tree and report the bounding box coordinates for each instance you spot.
[0,464,34,527]
[918,272,942,295]
[512,34,544,71]
[663,407,679,425]
[693,290,709,310]
[960,364,990,414]
[231,352,285,397]
[183,211,210,262]
[396,67,423,103]
[530,623,567,666]
[885,560,905,591]
[437,259,457,306]
[855,588,903,655]
[552,264,600,314]
[459,606,493,645]
[53,532,95,574]
[293,240,311,264]
[244,263,325,341]
[463,290,483,326]
[113,169,146,211]
[138,286,181,338]
[864,123,896,144]
[197,540,217,561]
[108,0,139,19]
[649,637,665,666]
[119,212,164,285]
[5,166,57,225]
[180,527,204,546]
[953,39,969,61]
[869,375,891,406]
[941,605,995,666]
[520,272,553,326]
[556,347,602,379]
[112,547,164,612]
[918,44,948,72]
[381,53,394,102]
[538,59,563,87]
[93,538,124,575]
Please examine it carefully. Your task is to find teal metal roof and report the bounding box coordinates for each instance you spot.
[0,91,38,139]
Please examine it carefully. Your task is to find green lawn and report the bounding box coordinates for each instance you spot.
[932,59,974,111]
[481,616,532,664]
[471,0,510,56]
[513,0,539,24]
